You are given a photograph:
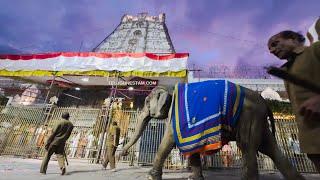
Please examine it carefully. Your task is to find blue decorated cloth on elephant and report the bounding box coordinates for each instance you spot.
[171,80,245,156]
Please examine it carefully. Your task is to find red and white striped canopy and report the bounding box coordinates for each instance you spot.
[0,52,188,77]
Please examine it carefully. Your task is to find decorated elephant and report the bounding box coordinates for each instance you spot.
[121,80,304,180]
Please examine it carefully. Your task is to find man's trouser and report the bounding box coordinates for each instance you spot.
[103,145,117,169]
[40,145,66,173]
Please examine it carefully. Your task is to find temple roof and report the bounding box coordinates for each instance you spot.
[93,13,175,54]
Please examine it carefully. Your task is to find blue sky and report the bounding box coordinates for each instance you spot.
[0,0,319,74]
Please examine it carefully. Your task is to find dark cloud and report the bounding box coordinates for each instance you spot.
[0,44,23,54]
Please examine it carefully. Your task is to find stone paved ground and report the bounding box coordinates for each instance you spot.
[0,156,319,180]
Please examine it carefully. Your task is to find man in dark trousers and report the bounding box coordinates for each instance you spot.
[40,112,74,175]
[102,121,120,172]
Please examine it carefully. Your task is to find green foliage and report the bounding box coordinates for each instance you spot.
[265,99,293,114]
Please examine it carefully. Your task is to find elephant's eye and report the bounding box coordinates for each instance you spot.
[145,99,150,108]
[157,93,161,99]
[145,96,150,105]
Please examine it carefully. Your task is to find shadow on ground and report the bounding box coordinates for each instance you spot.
[67,169,104,175]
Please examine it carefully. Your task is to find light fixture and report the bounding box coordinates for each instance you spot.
[75,87,81,91]
[81,77,89,82]
[128,87,134,91]
[130,102,134,109]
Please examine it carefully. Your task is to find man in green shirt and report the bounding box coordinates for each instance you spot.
[268,30,320,173]
[40,112,74,175]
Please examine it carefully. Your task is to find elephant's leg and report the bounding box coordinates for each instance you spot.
[259,130,305,180]
[238,145,259,180]
[188,153,204,180]
[236,109,262,180]
[148,124,175,180]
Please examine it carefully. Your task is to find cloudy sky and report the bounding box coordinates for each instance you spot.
[0,0,319,74]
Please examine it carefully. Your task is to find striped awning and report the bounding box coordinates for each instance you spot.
[0,52,188,77]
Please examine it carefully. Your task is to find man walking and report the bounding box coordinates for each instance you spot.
[102,121,120,172]
[40,112,74,175]
[268,30,320,173]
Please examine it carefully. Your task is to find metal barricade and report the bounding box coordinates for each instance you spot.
[115,109,140,165]
[273,115,317,173]
[38,107,102,161]
[119,112,317,173]
[0,105,45,156]
[0,105,317,173]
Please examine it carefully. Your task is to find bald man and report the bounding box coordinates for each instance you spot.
[268,30,320,173]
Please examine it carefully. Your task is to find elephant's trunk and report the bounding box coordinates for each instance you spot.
[122,107,151,153]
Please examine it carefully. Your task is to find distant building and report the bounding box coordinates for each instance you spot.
[261,87,283,101]
[188,71,285,91]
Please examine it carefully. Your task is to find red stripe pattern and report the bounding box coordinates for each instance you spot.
[0,52,189,61]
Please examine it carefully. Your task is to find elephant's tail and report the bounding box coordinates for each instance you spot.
[267,107,276,137]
